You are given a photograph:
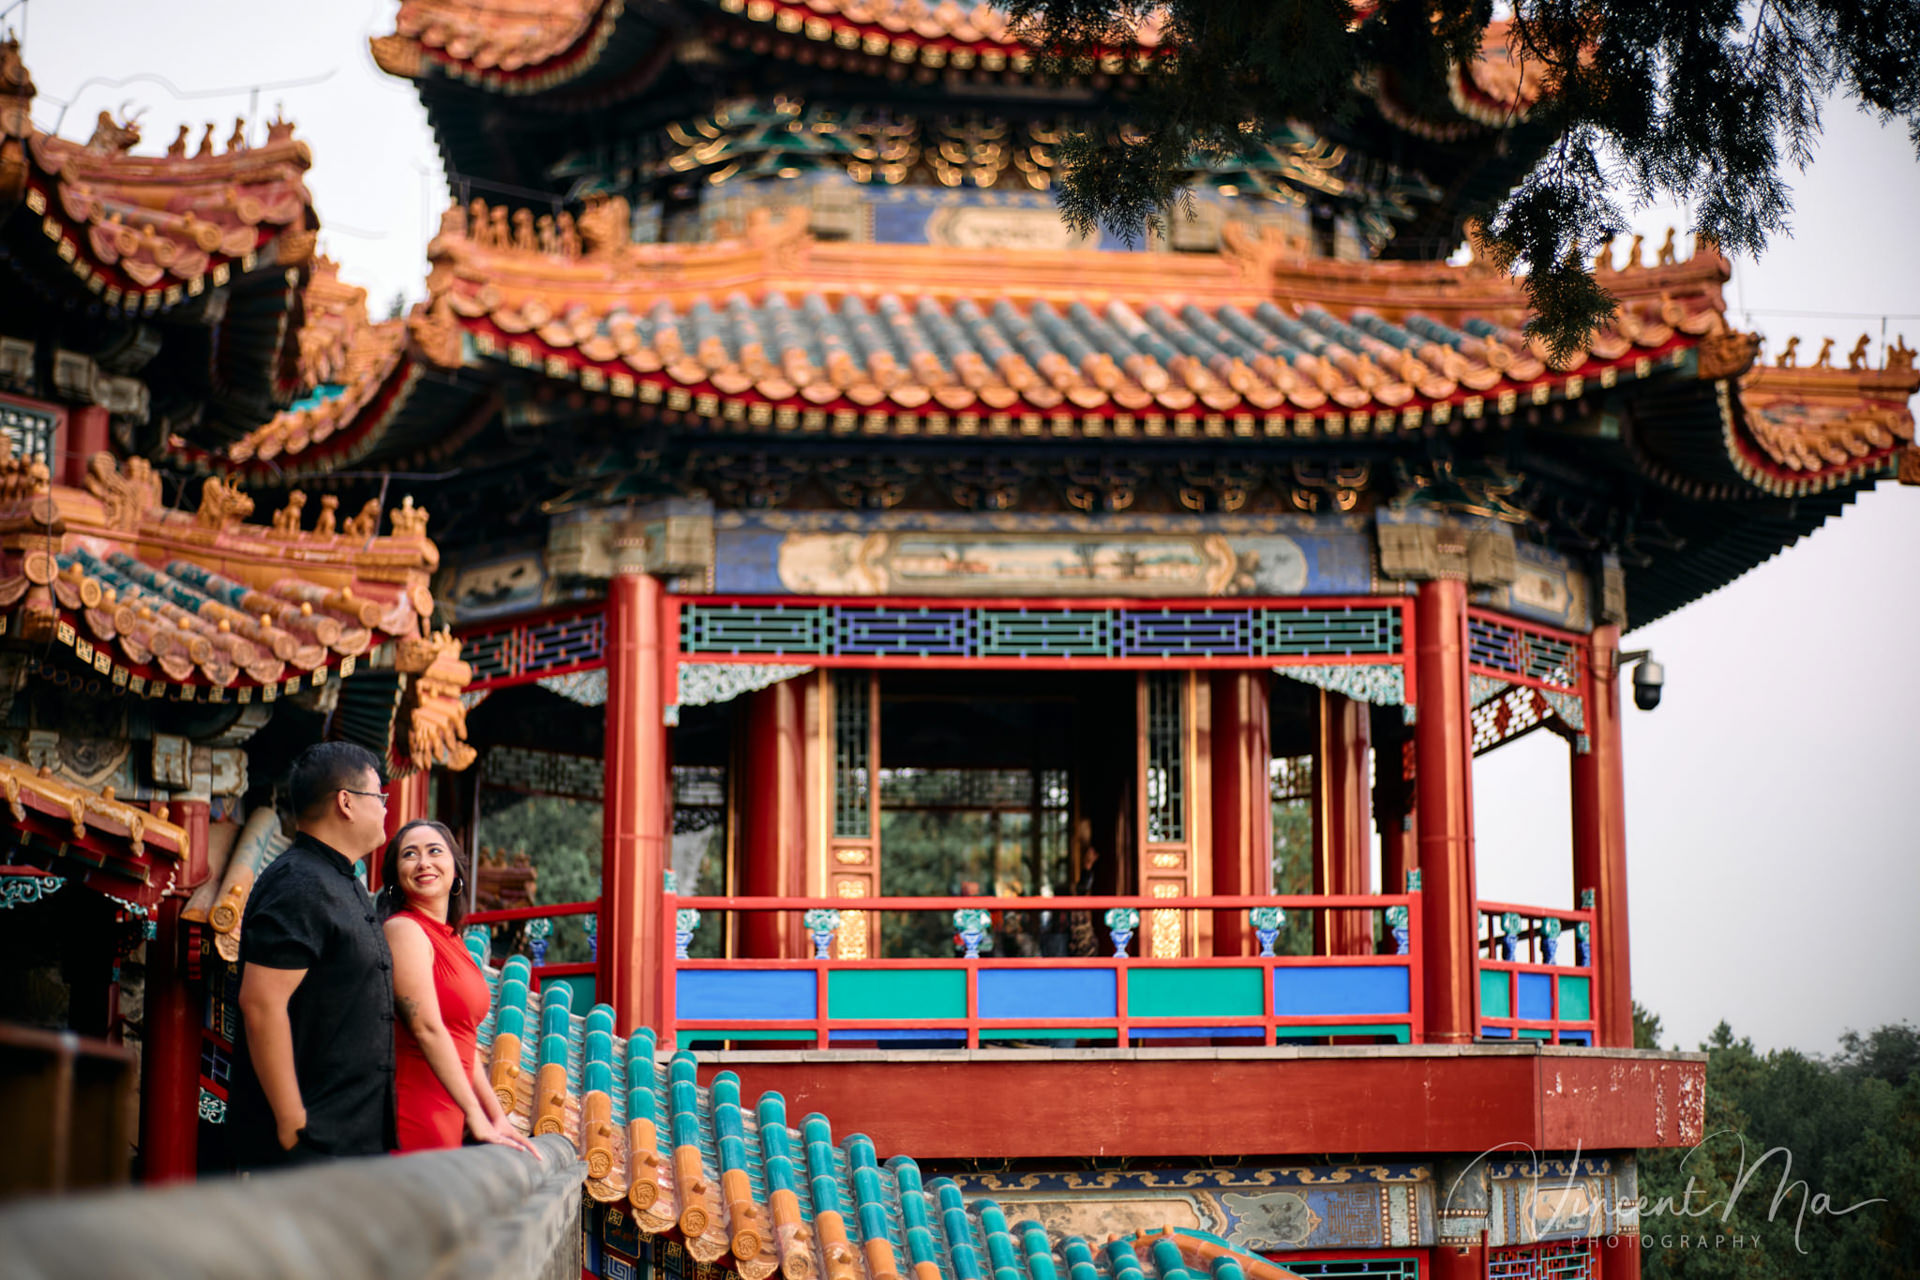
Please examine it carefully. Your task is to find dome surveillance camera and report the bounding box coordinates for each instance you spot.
[1631,657,1664,711]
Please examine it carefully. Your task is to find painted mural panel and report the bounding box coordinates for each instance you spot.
[952,1164,1433,1253]
[712,512,1376,598]
[1474,541,1594,633]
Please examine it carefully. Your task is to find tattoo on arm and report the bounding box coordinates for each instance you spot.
[396,993,421,1030]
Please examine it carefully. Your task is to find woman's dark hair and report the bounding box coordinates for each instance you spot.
[378,819,471,928]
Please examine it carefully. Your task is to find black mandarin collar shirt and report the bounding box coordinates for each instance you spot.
[227,830,396,1165]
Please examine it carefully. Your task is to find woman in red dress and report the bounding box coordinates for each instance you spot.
[380,820,536,1154]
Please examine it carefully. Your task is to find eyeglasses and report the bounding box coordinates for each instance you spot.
[341,787,389,805]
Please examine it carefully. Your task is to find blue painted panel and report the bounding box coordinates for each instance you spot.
[1272,965,1411,1016]
[1558,1030,1593,1046]
[677,969,816,1022]
[1516,972,1554,1022]
[1480,1026,1514,1039]
[1130,1027,1265,1038]
[978,968,1117,1020]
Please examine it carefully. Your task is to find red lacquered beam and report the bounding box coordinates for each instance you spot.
[466,899,601,924]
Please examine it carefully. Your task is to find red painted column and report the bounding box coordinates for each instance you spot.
[140,798,207,1182]
[1208,672,1270,956]
[375,769,431,892]
[599,573,668,1035]
[1427,1243,1487,1280]
[742,678,806,958]
[1414,578,1477,1044]
[63,405,109,489]
[1572,625,1633,1048]
[1600,1235,1643,1280]
[1314,691,1372,955]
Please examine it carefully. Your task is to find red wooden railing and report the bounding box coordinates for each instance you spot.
[1475,899,1598,1045]
[661,892,1422,1050]
[466,899,600,986]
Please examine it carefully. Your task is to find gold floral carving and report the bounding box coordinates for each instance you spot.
[835,879,869,959]
[1150,882,1183,959]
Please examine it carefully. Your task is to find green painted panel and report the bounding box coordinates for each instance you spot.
[1274,1024,1410,1043]
[827,969,968,1021]
[1129,967,1263,1018]
[1558,975,1591,1022]
[979,1028,1119,1041]
[1480,968,1511,1018]
[1518,1028,1552,1040]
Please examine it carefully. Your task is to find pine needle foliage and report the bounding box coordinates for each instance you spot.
[1005,0,1920,359]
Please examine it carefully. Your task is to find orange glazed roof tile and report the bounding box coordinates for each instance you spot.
[1725,348,1919,497]
[417,199,1734,433]
[0,39,318,317]
[467,955,1313,1279]
[374,0,629,92]
[0,758,189,909]
[0,446,476,775]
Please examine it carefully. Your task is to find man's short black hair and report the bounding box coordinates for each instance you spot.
[287,742,384,822]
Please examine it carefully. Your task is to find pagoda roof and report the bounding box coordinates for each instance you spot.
[376,0,1539,126]
[411,202,1735,433]
[0,448,476,776]
[0,760,189,910]
[468,951,1306,1280]
[0,38,322,432]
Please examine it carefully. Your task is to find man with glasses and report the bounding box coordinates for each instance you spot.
[228,742,399,1169]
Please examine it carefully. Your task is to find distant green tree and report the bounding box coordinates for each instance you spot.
[1636,1019,1919,1279]
[1008,0,1920,357]
[480,796,601,963]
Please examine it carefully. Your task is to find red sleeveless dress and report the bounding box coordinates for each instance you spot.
[391,907,492,1151]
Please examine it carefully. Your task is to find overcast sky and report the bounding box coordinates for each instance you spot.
[20,2,1918,1054]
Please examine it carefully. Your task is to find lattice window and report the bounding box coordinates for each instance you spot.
[1146,672,1186,842]
[1280,1259,1422,1279]
[462,610,606,686]
[1467,615,1583,692]
[198,1040,232,1088]
[0,403,56,464]
[1487,1242,1597,1279]
[484,745,605,801]
[683,604,831,655]
[879,768,1064,808]
[1260,606,1401,657]
[679,602,1404,661]
[833,672,871,838]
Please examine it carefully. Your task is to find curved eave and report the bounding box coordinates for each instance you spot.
[1615,372,1913,626]
[419,215,1729,436]
[460,310,1699,441]
[376,0,665,103]
[6,134,316,321]
[0,757,189,910]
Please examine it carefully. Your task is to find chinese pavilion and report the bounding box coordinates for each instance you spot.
[0,38,475,1190]
[7,1,1918,1278]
